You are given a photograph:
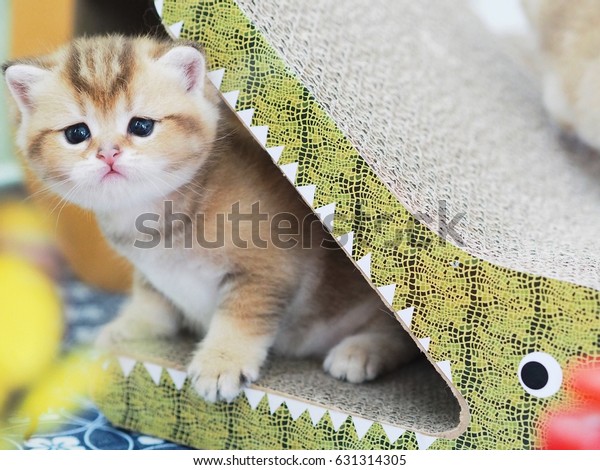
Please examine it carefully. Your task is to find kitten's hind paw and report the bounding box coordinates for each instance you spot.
[187,346,261,403]
[324,334,389,383]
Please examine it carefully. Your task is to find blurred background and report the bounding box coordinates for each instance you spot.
[1,0,74,187]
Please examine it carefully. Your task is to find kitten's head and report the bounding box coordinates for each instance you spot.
[3,35,219,212]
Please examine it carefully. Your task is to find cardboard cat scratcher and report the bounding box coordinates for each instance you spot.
[94,0,600,449]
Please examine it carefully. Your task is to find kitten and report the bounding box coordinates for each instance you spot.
[3,35,418,402]
[523,0,600,151]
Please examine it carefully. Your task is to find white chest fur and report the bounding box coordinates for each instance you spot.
[133,249,226,331]
[98,208,228,334]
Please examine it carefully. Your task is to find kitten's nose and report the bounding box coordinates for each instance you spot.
[97,146,121,166]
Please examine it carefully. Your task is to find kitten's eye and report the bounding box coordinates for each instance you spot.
[64,123,91,144]
[128,117,155,137]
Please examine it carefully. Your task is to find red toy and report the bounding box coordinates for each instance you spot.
[539,359,600,449]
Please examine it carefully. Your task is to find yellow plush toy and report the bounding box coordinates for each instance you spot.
[0,202,104,441]
[0,254,63,412]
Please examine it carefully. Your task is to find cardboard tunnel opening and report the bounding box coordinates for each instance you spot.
[214,98,469,438]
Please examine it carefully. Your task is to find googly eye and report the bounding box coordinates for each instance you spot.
[518,352,563,398]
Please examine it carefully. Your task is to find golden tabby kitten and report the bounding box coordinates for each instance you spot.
[523,0,600,150]
[3,35,418,402]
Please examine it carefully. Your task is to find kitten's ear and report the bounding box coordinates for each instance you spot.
[3,63,49,115]
[158,46,206,93]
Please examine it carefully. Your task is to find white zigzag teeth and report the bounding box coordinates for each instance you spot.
[207,69,225,89]
[243,388,265,410]
[261,394,378,437]
[357,253,371,279]
[285,399,307,420]
[418,337,431,351]
[222,90,240,108]
[377,283,396,305]
[250,126,269,146]
[315,202,336,232]
[352,417,373,440]
[144,362,163,385]
[415,433,437,450]
[337,231,354,256]
[436,360,452,382]
[381,424,406,444]
[168,21,184,38]
[328,410,349,432]
[112,360,418,444]
[296,185,316,207]
[167,368,187,390]
[267,393,286,414]
[280,162,298,184]
[237,108,255,126]
[118,357,136,377]
[154,0,164,17]
[397,306,414,330]
[267,146,284,163]
[307,405,327,426]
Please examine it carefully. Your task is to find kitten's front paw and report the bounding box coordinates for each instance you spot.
[324,335,385,383]
[187,347,261,403]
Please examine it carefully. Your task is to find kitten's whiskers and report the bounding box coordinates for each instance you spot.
[23,177,71,204]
